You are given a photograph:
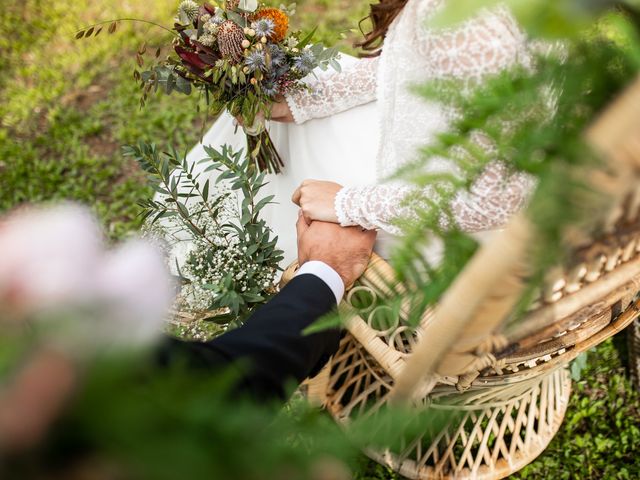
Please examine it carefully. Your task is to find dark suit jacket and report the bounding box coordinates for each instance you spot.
[159,274,340,400]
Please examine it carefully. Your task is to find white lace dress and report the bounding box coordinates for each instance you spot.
[184,0,535,266]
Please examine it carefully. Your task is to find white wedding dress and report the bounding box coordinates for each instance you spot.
[183,0,535,267]
[184,54,379,267]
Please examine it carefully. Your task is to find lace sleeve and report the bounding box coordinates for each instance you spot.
[335,162,537,235]
[285,57,379,124]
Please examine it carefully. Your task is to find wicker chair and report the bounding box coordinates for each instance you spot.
[284,77,640,479]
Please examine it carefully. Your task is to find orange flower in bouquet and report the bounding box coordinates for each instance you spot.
[252,7,289,42]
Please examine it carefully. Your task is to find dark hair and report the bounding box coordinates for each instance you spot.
[355,0,409,57]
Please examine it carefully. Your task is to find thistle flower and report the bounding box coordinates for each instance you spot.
[294,50,315,75]
[252,19,275,39]
[261,79,279,97]
[275,64,289,79]
[200,13,212,23]
[268,44,286,68]
[178,0,200,23]
[252,8,289,42]
[244,50,266,72]
[218,20,245,63]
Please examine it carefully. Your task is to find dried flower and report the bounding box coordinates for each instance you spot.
[199,33,217,47]
[203,21,219,35]
[252,18,275,39]
[286,36,298,48]
[225,0,240,10]
[211,11,225,25]
[238,0,259,12]
[253,8,289,42]
[294,49,315,75]
[218,20,245,63]
[245,50,266,72]
[261,79,278,97]
[178,0,200,23]
[268,44,287,68]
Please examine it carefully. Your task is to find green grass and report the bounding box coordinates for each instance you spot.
[1,1,638,479]
[0,0,368,238]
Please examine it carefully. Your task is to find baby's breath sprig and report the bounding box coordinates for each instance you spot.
[124,142,283,326]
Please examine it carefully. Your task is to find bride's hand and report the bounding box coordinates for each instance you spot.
[234,97,293,127]
[292,180,343,224]
[269,95,294,123]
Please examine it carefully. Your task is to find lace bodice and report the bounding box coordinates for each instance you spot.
[287,0,534,234]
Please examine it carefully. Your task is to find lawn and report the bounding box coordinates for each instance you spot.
[1,1,638,479]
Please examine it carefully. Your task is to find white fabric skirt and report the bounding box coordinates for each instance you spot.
[183,54,386,267]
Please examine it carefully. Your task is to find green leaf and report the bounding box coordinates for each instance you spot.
[254,195,275,212]
[297,27,317,49]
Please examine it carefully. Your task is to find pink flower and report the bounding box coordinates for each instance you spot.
[94,239,175,346]
[0,203,103,315]
[0,203,175,351]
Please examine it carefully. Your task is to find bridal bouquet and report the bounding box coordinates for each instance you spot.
[169,1,340,173]
[78,1,340,173]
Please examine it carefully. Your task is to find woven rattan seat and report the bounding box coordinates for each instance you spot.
[282,77,640,479]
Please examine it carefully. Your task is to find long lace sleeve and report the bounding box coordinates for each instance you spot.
[335,162,537,235]
[285,57,379,124]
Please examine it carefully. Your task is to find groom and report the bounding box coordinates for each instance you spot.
[161,215,377,400]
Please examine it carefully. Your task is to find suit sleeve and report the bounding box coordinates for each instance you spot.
[157,274,340,401]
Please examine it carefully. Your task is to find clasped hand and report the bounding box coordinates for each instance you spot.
[292,180,343,224]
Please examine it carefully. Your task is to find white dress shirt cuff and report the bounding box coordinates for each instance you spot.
[295,261,345,304]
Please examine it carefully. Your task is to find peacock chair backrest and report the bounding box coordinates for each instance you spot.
[296,77,640,479]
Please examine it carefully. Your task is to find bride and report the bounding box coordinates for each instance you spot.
[184,0,535,267]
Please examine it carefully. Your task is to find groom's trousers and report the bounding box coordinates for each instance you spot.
[158,273,341,401]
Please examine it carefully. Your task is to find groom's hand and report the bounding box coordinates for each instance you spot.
[296,214,377,288]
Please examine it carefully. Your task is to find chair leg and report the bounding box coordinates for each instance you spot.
[628,317,640,390]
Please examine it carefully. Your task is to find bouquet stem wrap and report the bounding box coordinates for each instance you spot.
[246,130,284,174]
